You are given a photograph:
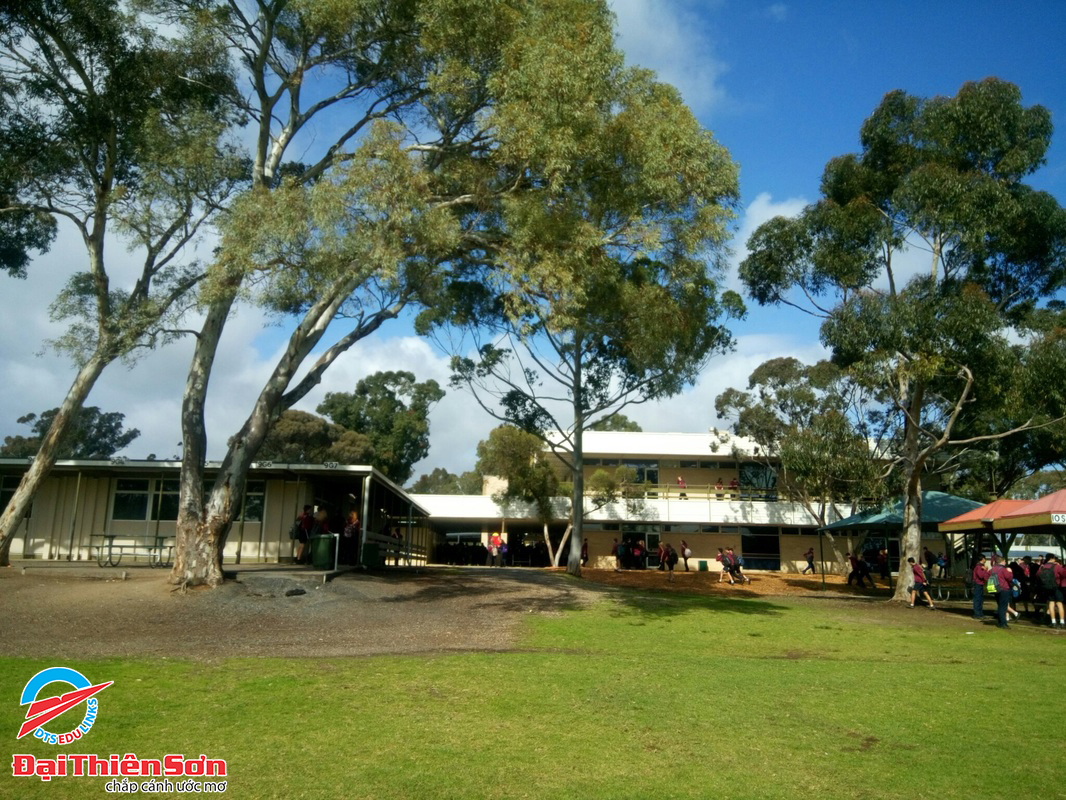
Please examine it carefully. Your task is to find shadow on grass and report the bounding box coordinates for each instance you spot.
[603,590,790,620]
[341,567,601,615]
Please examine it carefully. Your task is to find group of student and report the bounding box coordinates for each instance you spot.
[970,552,1066,629]
[715,546,750,585]
[611,538,692,581]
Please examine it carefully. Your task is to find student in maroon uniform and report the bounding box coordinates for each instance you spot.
[727,547,750,584]
[1038,554,1066,628]
[989,555,1014,629]
[716,547,732,584]
[907,557,936,609]
[972,554,990,620]
[847,552,872,588]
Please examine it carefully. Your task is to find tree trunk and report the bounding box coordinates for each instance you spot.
[173,279,358,585]
[171,293,232,587]
[893,384,926,602]
[552,522,573,568]
[0,352,108,565]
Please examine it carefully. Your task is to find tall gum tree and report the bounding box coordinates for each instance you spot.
[715,357,893,568]
[740,79,1066,601]
[434,2,742,576]
[0,0,238,565]
[166,0,637,586]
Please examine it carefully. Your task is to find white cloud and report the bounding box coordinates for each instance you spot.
[623,331,828,437]
[609,0,729,117]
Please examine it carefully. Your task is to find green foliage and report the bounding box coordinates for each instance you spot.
[254,409,373,465]
[740,79,1066,545]
[716,358,888,520]
[436,5,741,407]
[408,467,482,494]
[430,2,740,573]
[588,413,642,432]
[0,0,242,379]
[475,425,560,522]
[317,370,444,483]
[0,406,139,459]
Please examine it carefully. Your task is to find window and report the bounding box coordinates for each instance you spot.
[112,478,150,520]
[1,475,29,518]
[622,459,658,485]
[241,481,265,522]
[664,523,699,534]
[742,530,781,570]
[698,460,716,469]
[739,463,776,491]
[679,460,698,469]
[151,480,180,521]
[780,527,801,536]
[660,459,680,469]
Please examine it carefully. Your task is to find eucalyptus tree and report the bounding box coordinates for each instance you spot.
[474,425,639,567]
[437,10,742,576]
[0,406,140,460]
[408,467,481,495]
[740,79,1066,600]
[715,357,893,568]
[317,370,444,484]
[589,413,642,432]
[0,0,238,564]
[715,357,891,520]
[167,0,671,586]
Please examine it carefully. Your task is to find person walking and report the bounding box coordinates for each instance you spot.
[847,553,871,588]
[716,547,732,584]
[877,548,889,581]
[664,543,679,582]
[802,547,815,575]
[680,539,691,572]
[971,554,990,620]
[726,547,750,584]
[907,557,936,609]
[989,555,1014,629]
[293,504,314,565]
[1037,554,1065,628]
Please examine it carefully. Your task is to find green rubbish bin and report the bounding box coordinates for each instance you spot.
[361,542,384,568]
[309,534,337,570]
[698,560,709,572]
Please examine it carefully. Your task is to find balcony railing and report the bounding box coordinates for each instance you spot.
[619,484,780,502]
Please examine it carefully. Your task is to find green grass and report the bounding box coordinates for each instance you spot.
[2,590,1063,799]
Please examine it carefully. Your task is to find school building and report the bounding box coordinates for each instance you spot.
[2,431,901,573]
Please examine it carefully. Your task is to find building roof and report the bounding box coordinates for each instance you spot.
[546,430,763,459]
[939,498,1031,533]
[0,458,429,517]
[822,491,983,532]
[992,488,1066,530]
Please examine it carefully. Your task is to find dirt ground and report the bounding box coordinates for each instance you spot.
[0,562,1030,660]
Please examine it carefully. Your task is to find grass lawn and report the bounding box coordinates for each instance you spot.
[2,586,1062,799]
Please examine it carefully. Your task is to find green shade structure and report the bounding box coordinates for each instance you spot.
[821,491,983,532]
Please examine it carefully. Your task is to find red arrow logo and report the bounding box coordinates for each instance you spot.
[18,681,113,739]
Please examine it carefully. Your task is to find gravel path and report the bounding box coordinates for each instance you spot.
[0,565,605,660]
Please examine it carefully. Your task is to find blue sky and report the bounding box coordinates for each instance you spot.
[2,0,1065,479]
